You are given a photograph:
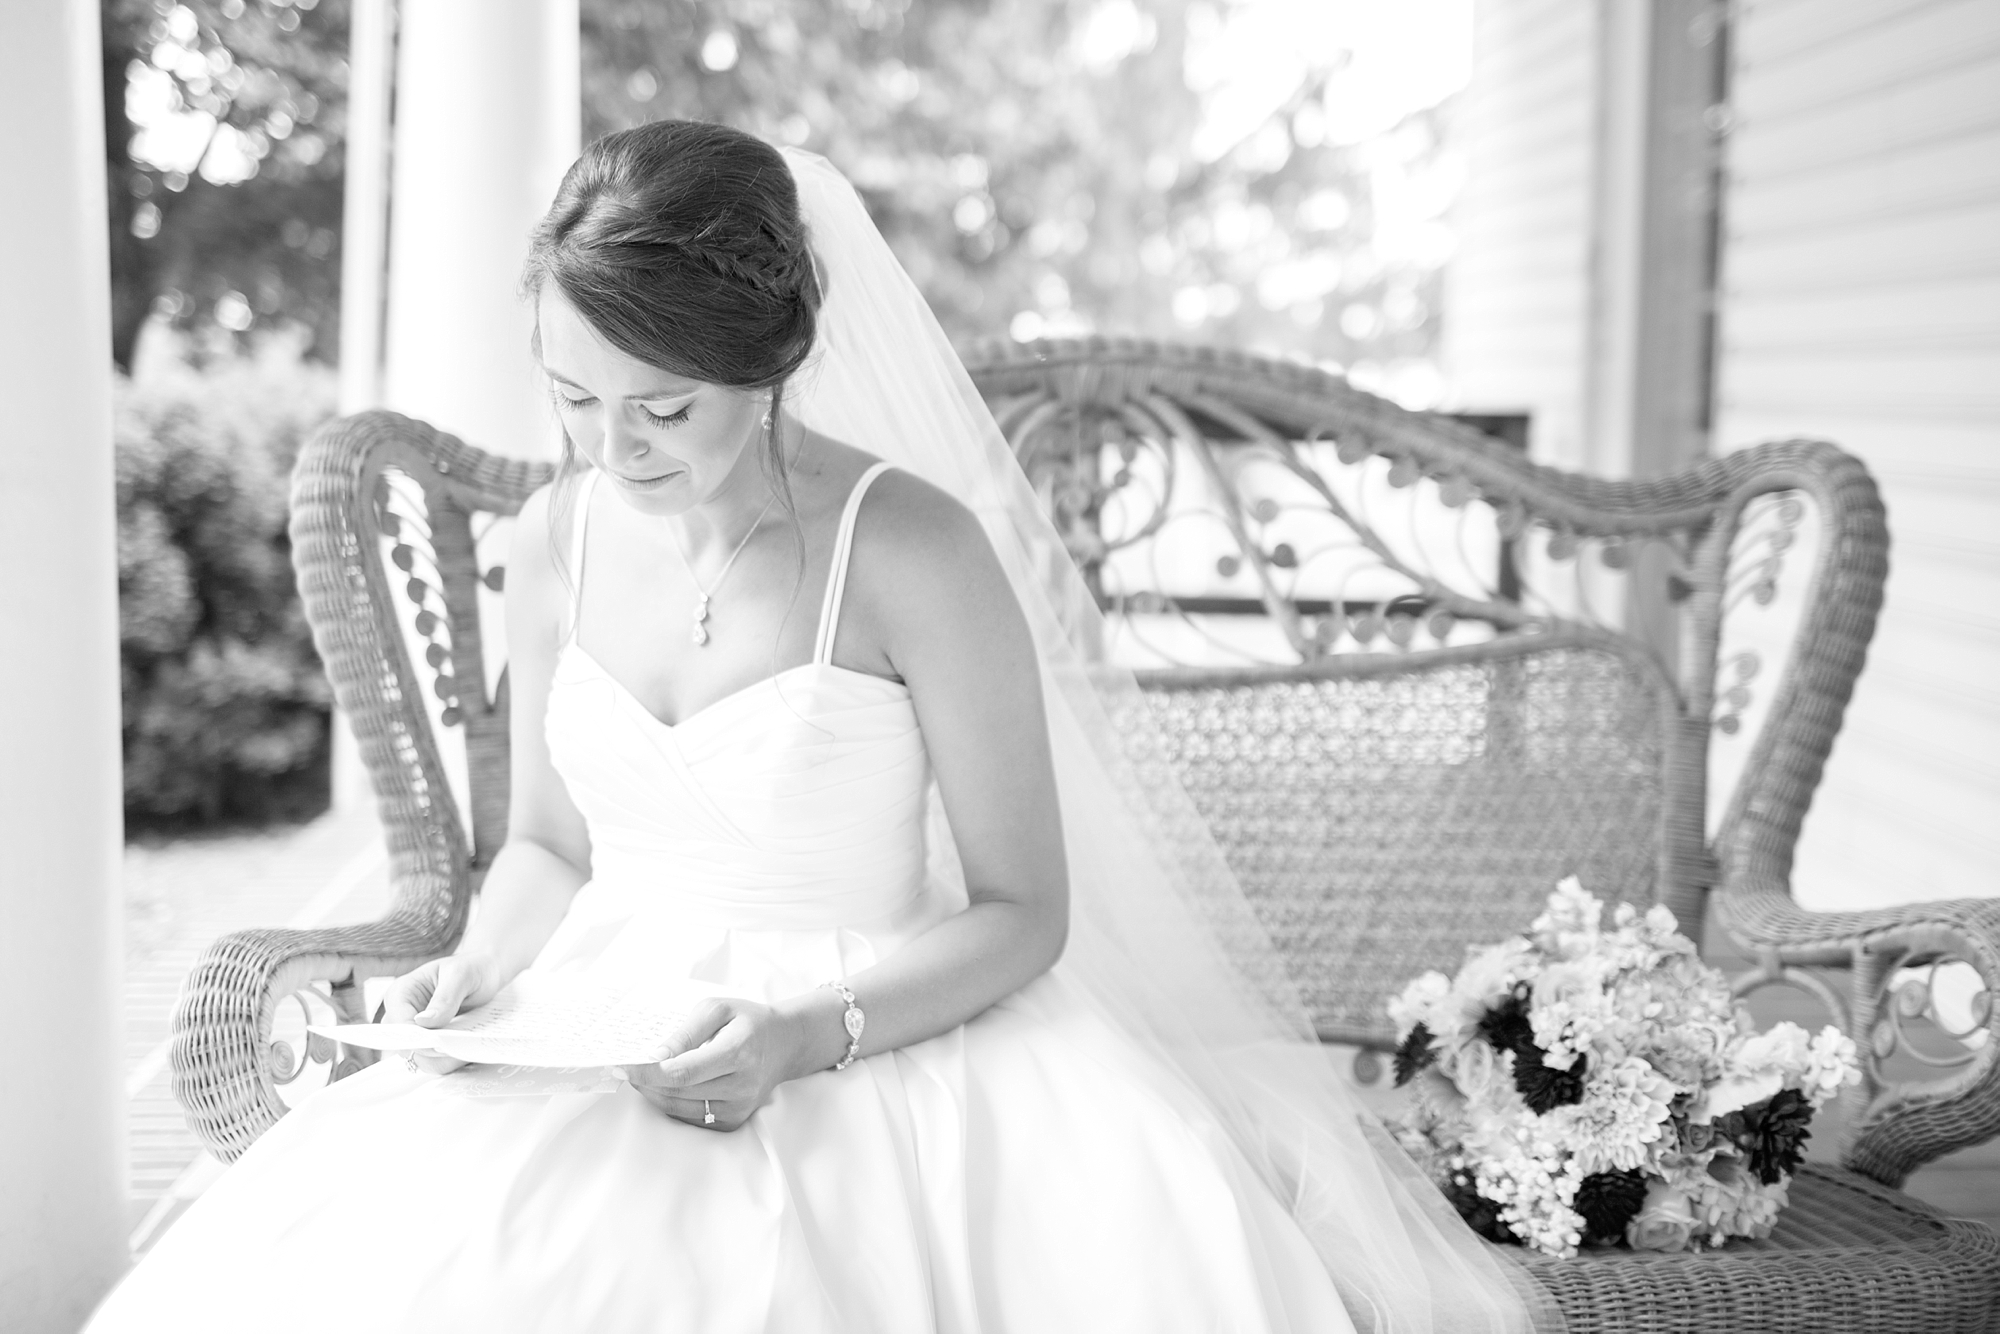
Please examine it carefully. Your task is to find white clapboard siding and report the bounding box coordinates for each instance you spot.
[1440,0,1602,471]
[1715,0,2000,910]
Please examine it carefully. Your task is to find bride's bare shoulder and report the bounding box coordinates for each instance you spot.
[845,464,1022,640]
[855,466,989,566]
[792,437,980,558]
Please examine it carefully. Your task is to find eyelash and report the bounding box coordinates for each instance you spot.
[548,392,692,430]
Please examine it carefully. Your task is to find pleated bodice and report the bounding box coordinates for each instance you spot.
[543,460,932,933]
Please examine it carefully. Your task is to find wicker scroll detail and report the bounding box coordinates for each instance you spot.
[973,336,1702,671]
[168,412,549,1162]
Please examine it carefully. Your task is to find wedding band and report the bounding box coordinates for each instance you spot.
[702,1100,716,1126]
[405,1055,419,1073]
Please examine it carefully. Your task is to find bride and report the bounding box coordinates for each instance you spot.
[87,121,1548,1333]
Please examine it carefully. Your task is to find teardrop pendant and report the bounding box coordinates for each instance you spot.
[663,491,778,653]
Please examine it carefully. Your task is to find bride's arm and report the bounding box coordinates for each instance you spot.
[380,486,593,1051]
[785,471,1070,1060]
[453,485,595,976]
[632,471,1068,1120]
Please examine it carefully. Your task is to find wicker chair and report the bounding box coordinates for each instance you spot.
[171,337,2000,1331]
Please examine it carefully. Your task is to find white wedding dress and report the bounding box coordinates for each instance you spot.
[86,463,1357,1334]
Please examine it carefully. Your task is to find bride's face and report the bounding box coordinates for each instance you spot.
[536,287,768,516]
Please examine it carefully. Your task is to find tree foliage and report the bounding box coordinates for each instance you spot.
[102,0,348,371]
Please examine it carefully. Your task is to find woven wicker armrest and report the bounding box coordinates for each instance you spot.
[170,916,449,1163]
[169,411,549,1162]
[1718,876,2000,1187]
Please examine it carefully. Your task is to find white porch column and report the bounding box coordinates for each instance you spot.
[338,0,396,418]
[382,0,581,461]
[335,0,578,807]
[331,0,398,810]
[0,1,129,1329]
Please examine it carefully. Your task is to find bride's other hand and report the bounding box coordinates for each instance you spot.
[623,996,812,1131]
[380,955,501,1075]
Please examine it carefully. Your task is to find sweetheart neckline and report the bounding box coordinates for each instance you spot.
[559,641,910,733]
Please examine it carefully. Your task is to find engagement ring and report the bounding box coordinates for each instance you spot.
[702,1100,716,1126]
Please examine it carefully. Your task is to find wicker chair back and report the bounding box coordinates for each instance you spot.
[966,338,1885,1050]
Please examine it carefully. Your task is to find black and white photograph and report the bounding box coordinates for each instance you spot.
[2,1,1996,1330]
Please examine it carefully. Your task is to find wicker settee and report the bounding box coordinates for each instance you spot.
[171,338,2000,1331]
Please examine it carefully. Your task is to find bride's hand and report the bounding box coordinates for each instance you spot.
[380,955,502,1075]
[623,997,808,1131]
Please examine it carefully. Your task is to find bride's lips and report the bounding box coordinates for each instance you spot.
[607,468,683,492]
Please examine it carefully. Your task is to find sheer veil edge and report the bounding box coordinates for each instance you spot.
[781,146,1563,1334]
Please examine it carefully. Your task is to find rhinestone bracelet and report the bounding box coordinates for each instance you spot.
[824,980,865,1071]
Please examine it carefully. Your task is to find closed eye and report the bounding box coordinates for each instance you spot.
[642,403,693,428]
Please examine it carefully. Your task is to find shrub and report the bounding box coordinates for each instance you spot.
[116,338,337,830]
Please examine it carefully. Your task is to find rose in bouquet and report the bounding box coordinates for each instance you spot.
[1388,878,1859,1258]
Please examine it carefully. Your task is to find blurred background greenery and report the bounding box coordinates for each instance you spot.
[116,336,336,830]
[106,0,1464,829]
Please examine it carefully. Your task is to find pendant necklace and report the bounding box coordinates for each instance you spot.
[664,490,780,646]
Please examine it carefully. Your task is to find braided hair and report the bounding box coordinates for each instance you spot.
[523,120,824,580]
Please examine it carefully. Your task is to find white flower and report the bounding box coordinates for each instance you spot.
[1530,877,1603,960]
[1552,1056,1678,1175]
[1690,1151,1788,1243]
[1389,970,1452,1041]
[1690,1070,1784,1125]
[1431,940,1535,1054]
[1698,1019,1858,1120]
[1625,1179,1696,1252]
[1451,1034,1500,1101]
[1414,1067,1470,1128]
[1456,938,1535,1010]
[1640,1018,1732,1090]
[1801,1026,1861,1109]
[1464,1116,1586,1258]
[1530,958,1616,1070]
[1735,1022,1813,1076]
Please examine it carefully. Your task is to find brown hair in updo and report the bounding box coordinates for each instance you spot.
[521,119,823,581]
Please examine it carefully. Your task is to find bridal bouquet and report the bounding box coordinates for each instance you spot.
[1387,878,1859,1258]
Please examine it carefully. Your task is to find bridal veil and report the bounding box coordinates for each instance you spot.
[779,147,1560,1334]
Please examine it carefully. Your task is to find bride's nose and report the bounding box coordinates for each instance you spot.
[602,411,653,471]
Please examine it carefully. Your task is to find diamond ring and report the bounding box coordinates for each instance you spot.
[702,1100,716,1126]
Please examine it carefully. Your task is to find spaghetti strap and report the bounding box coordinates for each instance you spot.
[813,462,892,666]
[565,470,601,645]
